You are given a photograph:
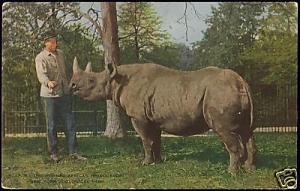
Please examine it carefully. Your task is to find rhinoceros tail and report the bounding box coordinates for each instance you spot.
[230,70,253,131]
[241,80,254,130]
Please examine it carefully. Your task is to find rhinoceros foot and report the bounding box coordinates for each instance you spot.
[141,157,155,165]
[243,163,256,171]
[228,163,245,174]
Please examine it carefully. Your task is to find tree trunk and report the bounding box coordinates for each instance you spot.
[2,95,5,141]
[104,100,126,138]
[101,2,126,139]
[134,3,140,62]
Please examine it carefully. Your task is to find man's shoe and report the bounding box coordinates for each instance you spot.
[70,153,87,161]
[50,154,59,162]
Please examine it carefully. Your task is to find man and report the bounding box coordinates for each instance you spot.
[35,31,87,162]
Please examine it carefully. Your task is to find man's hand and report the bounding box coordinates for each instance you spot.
[47,81,57,89]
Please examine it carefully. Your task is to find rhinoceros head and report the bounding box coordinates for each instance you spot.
[69,57,117,101]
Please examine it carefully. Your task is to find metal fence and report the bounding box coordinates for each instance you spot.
[251,83,297,127]
[2,82,297,137]
[2,93,108,136]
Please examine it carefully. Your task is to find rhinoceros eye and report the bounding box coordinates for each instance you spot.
[87,78,96,89]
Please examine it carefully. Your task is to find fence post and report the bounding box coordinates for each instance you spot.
[36,95,42,134]
[285,83,289,125]
[93,109,98,136]
[2,96,5,140]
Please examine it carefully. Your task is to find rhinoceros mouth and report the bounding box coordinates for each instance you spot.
[73,89,79,95]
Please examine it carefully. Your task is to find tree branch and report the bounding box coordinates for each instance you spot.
[119,32,136,40]
[63,6,103,38]
[176,3,207,42]
[188,2,204,21]
[177,3,188,42]
[28,8,61,42]
[61,15,83,27]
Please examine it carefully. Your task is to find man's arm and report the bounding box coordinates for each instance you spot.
[35,55,50,87]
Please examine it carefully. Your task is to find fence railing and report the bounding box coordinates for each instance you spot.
[3,110,106,136]
[251,83,297,127]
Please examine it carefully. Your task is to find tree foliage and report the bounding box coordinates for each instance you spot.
[192,2,265,77]
[142,43,181,69]
[118,2,172,62]
[241,2,297,85]
[192,2,297,86]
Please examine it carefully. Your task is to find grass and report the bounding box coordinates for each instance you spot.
[1,133,297,189]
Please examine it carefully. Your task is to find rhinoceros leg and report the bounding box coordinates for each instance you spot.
[131,118,162,165]
[217,130,245,173]
[204,108,245,173]
[152,129,162,163]
[242,134,256,171]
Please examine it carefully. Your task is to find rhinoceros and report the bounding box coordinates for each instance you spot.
[69,57,256,173]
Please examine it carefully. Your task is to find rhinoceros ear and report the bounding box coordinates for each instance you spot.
[73,57,81,73]
[85,62,92,72]
[105,62,117,79]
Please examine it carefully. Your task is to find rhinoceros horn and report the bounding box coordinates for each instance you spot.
[73,57,81,73]
[85,62,92,72]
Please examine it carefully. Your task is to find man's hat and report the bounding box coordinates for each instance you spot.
[43,31,57,42]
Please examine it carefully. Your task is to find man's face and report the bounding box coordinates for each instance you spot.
[45,38,57,52]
